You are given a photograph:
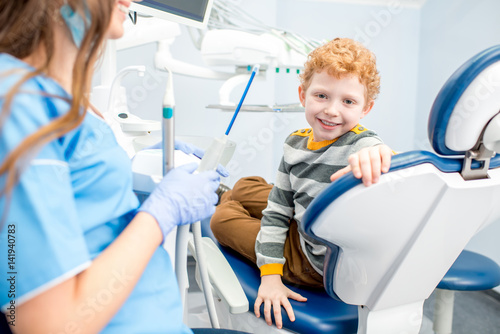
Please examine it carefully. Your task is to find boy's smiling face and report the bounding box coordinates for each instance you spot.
[299,70,374,142]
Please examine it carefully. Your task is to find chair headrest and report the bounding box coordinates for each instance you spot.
[428,45,500,156]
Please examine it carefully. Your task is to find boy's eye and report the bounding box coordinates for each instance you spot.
[344,99,355,105]
[317,93,327,99]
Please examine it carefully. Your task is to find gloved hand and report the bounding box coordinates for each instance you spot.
[147,139,229,177]
[138,162,220,240]
[147,139,204,156]
[174,139,205,159]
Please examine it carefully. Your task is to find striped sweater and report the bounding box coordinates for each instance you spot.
[255,124,383,276]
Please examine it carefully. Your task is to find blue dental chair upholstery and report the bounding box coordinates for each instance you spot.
[201,45,500,334]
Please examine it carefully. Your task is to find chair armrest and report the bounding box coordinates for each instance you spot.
[188,237,249,314]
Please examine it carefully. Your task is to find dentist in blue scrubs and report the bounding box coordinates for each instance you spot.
[0,1,247,333]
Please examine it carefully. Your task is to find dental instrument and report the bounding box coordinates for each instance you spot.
[225,64,260,136]
[162,66,175,174]
[185,64,260,328]
[160,67,191,318]
[161,68,224,327]
[196,64,260,175]
[161,67,197,324]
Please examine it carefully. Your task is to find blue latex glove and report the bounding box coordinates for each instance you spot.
[147,139,229,177]
[174,139,205,159]
[138,162,220,240]
[147,139,203,156]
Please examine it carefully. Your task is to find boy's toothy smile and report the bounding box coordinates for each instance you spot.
[319,119,340,127]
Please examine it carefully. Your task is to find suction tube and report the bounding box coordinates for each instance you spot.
[225,64,260,136]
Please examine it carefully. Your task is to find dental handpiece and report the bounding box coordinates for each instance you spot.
[162,67,175,175]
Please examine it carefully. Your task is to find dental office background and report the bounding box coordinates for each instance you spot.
[92,0,500,293]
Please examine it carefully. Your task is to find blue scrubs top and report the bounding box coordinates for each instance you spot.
[0,53,191,333]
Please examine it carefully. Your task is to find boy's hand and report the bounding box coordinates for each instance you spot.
[330,144,393,186]
[254,274,307,329]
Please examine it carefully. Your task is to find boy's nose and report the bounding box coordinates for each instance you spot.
[323,104,340,117]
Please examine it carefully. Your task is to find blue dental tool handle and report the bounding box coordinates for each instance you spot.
[225,64,260,136]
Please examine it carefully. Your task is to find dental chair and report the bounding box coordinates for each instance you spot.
[195,44,500,334]
[298,45,500,334]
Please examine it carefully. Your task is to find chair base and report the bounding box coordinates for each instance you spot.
[357,301,424,334]
[432,289,454,334]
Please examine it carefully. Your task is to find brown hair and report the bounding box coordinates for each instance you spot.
[0,0,114,201]
[299,38,380,102]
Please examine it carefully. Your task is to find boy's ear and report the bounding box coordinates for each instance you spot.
[298,85,306,106]
[361,100,375,119]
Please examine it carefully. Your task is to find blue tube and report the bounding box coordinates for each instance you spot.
[225,64,260,136]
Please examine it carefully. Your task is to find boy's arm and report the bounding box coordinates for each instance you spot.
[255,186,292,274]
[255,154,295,274]
[330,144,393,185]
[255,206,309,329]
[254,154,307,328]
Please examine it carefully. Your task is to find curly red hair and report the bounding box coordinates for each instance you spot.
[299,38,380,101]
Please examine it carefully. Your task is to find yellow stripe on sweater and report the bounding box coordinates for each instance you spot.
[291,124,368,150]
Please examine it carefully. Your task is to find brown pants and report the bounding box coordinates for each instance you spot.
[210,176,324,288]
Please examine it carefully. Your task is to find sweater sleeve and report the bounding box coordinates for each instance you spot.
[255,155,294,276]
[347,133,384,155]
